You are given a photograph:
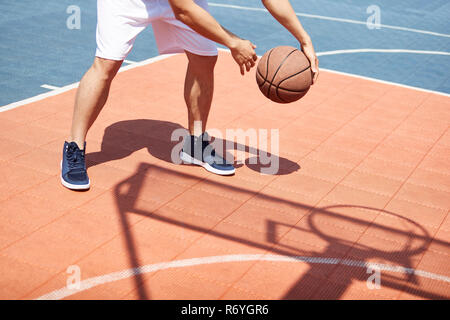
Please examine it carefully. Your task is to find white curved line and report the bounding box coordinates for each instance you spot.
[209,2,450,39]
[217,48,450,97]
[317,49,450,57]
[319,67,450,97]
[36,254,450,300]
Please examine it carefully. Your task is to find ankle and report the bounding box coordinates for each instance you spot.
[67,139,85,150]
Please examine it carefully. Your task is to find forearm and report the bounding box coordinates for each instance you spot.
[168,0,236,49]
[221,25,242,42]
[262,0,311,45]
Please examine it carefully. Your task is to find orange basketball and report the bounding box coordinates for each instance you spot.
[256,46,312,103]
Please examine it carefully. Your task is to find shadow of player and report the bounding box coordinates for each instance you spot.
[87,119,299,175]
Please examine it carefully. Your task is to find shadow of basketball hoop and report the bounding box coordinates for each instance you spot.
[267,204,437,299]
[111,162,449,300]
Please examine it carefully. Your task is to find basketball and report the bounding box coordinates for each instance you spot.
[256,46,312,104]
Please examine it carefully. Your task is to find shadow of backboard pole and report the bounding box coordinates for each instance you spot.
[114,165,151,300]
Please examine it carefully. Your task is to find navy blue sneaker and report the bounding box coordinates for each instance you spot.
[61,141,90,190]
[180,132,235,175]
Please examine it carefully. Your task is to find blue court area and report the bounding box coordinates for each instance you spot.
[1,0,449,106]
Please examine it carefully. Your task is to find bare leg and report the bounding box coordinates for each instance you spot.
[181,52,235,175]
[69,57,123,148]
[184,51,217,136]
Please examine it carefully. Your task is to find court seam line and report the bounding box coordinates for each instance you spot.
[36,253,450,300]
[382,126,450,209]
[0,174,99,258]
[0,181,111,251]
[209,2,450,38]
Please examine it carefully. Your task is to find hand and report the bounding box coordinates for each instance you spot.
[301,40,319,84]
[229,38,258,75]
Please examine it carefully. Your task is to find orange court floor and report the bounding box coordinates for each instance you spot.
[0,51,449,300]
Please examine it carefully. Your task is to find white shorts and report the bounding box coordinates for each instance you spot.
[96,0,218,60]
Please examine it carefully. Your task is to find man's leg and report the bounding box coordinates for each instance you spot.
[183,51,217,136]
[61,57,122,190]
[70,57,123,148]
[181,51,235,175]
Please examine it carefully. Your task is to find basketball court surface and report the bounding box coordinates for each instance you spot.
[0,0,449,300]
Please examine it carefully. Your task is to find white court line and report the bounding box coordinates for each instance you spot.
[209,2,450,38]
[0,53,175,113]
[217,48,450,98]
[36,254,450,300]
[320,67,450,98]
[315,48,450,97]
[2,49,449,113]
[317,48,450,57]
[124,59,137,64]
[40,84,61,91]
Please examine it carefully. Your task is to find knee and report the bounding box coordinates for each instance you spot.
[91,57,122,81]
[203,55,218,69]
[187,53,218,71]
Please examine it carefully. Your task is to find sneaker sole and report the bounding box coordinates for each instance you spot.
[60,161,90,190]
[180,151,235,176]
